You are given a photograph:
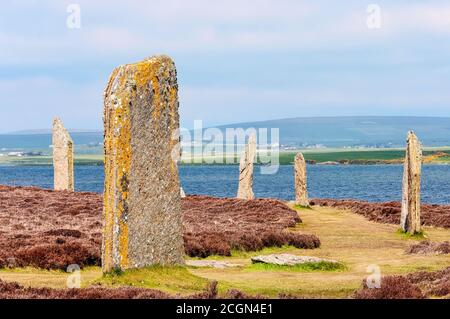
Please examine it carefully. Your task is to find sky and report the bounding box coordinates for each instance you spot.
[0,0,449,133]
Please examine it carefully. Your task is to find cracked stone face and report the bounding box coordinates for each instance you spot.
[102,55,184,272]
[294,152,309,207]
[52,118,74,192]
[400,131,422,234]
[237,134,257,200]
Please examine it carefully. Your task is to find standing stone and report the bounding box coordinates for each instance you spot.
[52,117,74,191]
[400,131,423,234]
[294,153,309,207]
[180,187,186,198]
[237,134,257,200]
[102,55,184,272]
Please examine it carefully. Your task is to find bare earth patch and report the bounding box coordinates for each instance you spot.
[310,199,450,228]
[0,186,318,269]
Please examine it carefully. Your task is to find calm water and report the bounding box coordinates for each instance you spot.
[0,164,449,204]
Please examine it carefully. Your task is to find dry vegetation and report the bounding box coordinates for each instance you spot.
[0,186,318,270]
[406,241,450,255]
[183,196,320,257]
[354,266,450,299]
[1,185,449,299]
[310,199,450,228]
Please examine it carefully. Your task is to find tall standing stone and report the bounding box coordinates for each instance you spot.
[294,153,309,207]
[400,131,422,234]
[52,117,74,191]
[237,134,257,200]
[102,55,184,272]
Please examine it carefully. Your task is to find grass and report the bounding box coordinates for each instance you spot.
[1,148,450,166]
[0,206,449,298]
[188,205,450,298]
[0,154,104,166]
[396,229,427,240]
[293,204,312,210]
[95,266,209,295]
[0,266,101,289]
[248,261,346,272]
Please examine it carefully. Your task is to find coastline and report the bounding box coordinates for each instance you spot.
[0,147,450,166]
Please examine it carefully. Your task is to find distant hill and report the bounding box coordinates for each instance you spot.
[1,117,450,153]
[0,132,103,154]
[212,116,450,148]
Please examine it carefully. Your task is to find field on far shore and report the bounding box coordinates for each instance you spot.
[1,148,450,166]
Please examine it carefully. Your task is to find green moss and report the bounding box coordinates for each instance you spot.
[293,204,312,210]
[95,266,209,295]
[396,229,427,239]
[247,261,347,272]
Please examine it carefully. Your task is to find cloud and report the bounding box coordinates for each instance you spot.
[0,77,103,133]
[1,0,450,131]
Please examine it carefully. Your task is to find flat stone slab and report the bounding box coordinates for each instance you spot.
[251,254,337,266]
[186,260,240,269]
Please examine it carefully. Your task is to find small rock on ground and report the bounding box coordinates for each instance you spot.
[186,260,240,269]
[251,254,337,266]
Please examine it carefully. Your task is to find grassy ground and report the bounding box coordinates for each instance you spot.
[0,205,448,298]
[1,148,449,166]
[0,154,104,166]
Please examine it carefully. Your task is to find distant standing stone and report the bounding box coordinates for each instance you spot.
[52,117,74,191]
[400,131,423,234]
[237,134,257,200]
[294,152,309,207]
[102,55,185,272]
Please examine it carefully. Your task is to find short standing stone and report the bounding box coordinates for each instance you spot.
[237,134,257,200]
[52,117,74,191]
[400,131,422,234]
[102,55,185,272]
[294,153,309,207]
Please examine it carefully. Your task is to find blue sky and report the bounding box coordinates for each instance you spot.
[0,0,449,132]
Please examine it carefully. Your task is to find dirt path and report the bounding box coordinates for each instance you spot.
[189,206,450,298]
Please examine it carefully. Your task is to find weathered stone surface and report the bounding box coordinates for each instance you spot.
[185,260,240,269]
[102,55,184,272]
[294,152,309,207]
[251,254,337,266]
[400,131,422,234]
[237,135,257,200]
[52,117,74,191]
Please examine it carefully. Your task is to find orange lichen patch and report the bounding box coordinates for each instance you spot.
[103,65,133,271]
[101,67,120,273]
[102,55,184,271]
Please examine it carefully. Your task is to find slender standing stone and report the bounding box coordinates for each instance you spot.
[102,55,184,272]
[294,153,309,207]
[400,131,422,234]
[52,117,74,191]
[237,135,257,200]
